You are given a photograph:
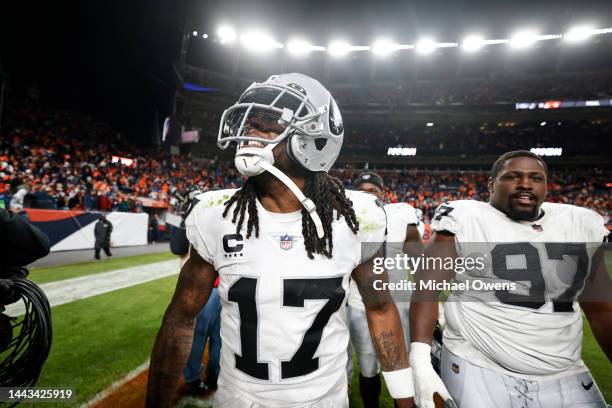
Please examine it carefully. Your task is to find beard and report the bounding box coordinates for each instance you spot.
[506,197,540,221]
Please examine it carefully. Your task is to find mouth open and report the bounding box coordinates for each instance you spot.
[239,140,266,149]
[511,192,537,205]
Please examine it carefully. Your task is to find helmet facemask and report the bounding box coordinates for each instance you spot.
[218,83,324,151]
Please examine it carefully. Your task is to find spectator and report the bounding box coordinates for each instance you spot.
[10,181,29,210]
[149,213,159,243]
[94,214,113,260]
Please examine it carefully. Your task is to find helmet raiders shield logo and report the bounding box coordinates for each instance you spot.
[280,234,293,250]
[328,97,343,136]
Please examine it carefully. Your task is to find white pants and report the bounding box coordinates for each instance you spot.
[213,376,348,408]
[441,347,607,408]
[347,304,411,378]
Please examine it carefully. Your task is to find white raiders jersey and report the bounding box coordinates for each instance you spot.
[431,200,608,378]
[348,202,419,309]
[185,188,386,405]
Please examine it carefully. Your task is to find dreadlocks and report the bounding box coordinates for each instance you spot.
[223,172,359,259]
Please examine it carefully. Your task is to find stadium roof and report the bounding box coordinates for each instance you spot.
[4,0,612,141]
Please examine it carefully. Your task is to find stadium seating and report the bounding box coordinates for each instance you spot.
[1,105,608,231]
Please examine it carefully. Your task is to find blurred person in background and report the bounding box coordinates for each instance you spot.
[10,180,29,210]
[94,214,113,260]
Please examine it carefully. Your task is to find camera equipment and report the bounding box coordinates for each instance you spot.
[0,267,52,406]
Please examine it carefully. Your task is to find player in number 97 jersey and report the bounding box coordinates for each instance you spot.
[410,150,611,408]
[146,74,415,408]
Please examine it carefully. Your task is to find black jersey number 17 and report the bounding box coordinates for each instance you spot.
[228,277,345,380]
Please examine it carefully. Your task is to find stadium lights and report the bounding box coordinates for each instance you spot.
[288,39,313,56]
[209,21,612,55]
[287,40,326,55]
[426,122,434,127]
[540,121,547,126]
[510,30,539,49]
[416,38,437,54]
[462,35,486,52]
[372,39,397,56]
[218,25,237,44]
[240,30,283,52]
[538,34,563,41]
[192,31,198,36]
[564,25,595,42]
[328,41,352,56]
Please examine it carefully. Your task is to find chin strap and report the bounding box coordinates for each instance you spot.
[257,159,325,239]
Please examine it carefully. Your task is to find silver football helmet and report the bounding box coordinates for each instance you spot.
[217,73,344,238]
[218,73,344,174]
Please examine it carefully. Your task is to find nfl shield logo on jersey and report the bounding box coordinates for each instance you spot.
[280,234,293,250]
[531,224,543,232]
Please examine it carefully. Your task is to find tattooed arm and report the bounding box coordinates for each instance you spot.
[352,250,414,408]
[146,246,217,408]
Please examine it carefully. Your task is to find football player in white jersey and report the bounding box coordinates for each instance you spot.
[410,150,611,408]
[415,208,425,237]
[146,74,415,408]
[347,172,423,408]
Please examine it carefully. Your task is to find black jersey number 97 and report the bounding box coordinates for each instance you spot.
[491,243,589,312]
[228,277,345,380]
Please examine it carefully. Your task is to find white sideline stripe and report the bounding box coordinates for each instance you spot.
[176,395,214,407]
[5,259,179,316]
[80,360,150,408]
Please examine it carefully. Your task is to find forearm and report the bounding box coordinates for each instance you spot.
[146,312,196,407]
[146,248,215,407]
[367,303,414,407]
[582,302,612,361]
[409,300,439,344]
[367,302,408,371]
[410,232,455,344]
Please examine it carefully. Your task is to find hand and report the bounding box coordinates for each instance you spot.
[409,342,454,408]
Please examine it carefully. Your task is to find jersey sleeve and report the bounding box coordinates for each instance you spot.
[185,201,215,264]
[581,209,609,244]
[431,201,462,235]
[402,203,419,226]
[351,192,387,263]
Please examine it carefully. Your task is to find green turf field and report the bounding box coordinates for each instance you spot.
[22,275,178,407]
[28,252,176,284]
[14,251,612,407]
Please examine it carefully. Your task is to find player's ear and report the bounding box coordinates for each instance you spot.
[487,177,494,194]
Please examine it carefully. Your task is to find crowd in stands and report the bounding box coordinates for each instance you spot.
[330,169,611,226]
[185,66,612,107]
[342,120,611,155]
[0,106,242,214]
[172,104,611,157]
[1,106,609,229]
[330,74,612,107]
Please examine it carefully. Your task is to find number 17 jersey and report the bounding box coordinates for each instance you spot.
[185,189,386,406]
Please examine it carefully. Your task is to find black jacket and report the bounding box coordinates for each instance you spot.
[94,219,113,246]
[0,209,50,267]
